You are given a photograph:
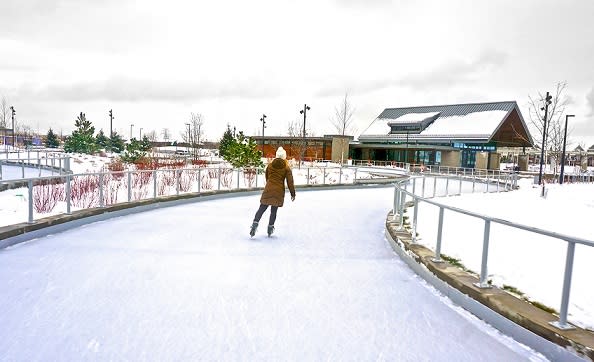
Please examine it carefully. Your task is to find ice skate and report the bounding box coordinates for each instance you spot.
[249,221,258,237]
[267,225,275,237]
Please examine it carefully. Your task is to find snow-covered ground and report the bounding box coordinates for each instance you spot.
[411,177,594,331]
[0,188,547,361]
[0,164,57,180]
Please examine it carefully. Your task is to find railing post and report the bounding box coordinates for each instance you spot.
[237,168,240,189]
[473,175,476,193]
[497,174,500,193]
[217,167,221,190]
[339,166,342,184]
[99,172,104,208]
[433,176,437,198]
[412,177,416,196]
[445,176,449,196]
[254,168,257,189]
[198,168,202,193]
[412,197,418,243]
[153,170,157,198]
[458,175,462,195]
[354,167,357,182]
[28,179,34,223]
[549,241,577,330]
[21,159,25,178]
[66,174,72,214]
[399,185,406,230]
[431,207,444,263]
[486,177,490,193]
[127,171,132,202]
[176,169,180,195]
[307,167,310,185]
[422,175,426,198]
[393,184,398,220]
[474,219,492,289]
[323,169,326,184]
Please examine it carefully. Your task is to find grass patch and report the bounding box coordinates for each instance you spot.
[526,300,557,315]
[503,284,525,297]
[440,254,466,270]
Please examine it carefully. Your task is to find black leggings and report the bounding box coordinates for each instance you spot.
[253,204,278,225]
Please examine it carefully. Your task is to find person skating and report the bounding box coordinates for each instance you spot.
[250,147,296,237]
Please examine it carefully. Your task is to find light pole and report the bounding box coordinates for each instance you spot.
[559,114,574,185]
[10,106,15,147]
[185,123,191,153]
[139,127,143,139]
[299,104,310,164]
[538,92,552,185]
[130,124,134,141]
[260,114,267,151]
[109,109,114,138]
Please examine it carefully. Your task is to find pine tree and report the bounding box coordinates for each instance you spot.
[109,131,126,153]
[219,125,234,159]
[64,112,98,154]
[96,129,108,149]
[45,128,60,148]
[121,138,148,163]
[223,131,264,168]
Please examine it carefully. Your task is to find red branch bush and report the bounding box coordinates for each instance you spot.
[33,180,65,213]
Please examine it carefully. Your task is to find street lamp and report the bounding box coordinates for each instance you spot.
[109,109,114,138]
[139,127,143,139]
[538,92,552,185]
[260,114,267,151]
[185,123,191,153]
[130,124,134,141]
[559,114,575,185]
[10,106,15,147]
[299,104,310,164]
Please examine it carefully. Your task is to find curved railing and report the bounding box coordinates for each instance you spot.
[392,175,594,330]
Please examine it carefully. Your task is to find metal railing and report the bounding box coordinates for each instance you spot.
[392,175,594,330]
[0,156,70,180]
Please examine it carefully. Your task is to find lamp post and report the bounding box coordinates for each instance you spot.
[299,104,310,165]
[130,124,134,141]
[559,114,575,185]
[260,114,267,152]
[109,109,114,138]
[10,106,15,147]
[139,127,143,139]
[185,123,191,154]
[538,91,552,185]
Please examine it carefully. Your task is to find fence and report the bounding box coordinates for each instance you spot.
[0,156,70,180]
[393,174,594,331]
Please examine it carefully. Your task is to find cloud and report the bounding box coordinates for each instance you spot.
[587,87,594,117]
[16,77,282,103]
[315,49,508,97]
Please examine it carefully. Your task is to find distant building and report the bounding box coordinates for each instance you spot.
[355,101,533,169]
[251,135,353,163]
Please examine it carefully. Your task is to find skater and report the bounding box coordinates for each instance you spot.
[250,146,296,237]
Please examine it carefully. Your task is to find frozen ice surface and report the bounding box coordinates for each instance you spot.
[0,187,547,361]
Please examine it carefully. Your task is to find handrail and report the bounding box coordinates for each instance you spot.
[393,174,594,330]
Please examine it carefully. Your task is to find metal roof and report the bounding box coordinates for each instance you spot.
[377,101,517,120]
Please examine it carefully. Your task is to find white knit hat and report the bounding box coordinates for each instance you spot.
[276,147,287,159]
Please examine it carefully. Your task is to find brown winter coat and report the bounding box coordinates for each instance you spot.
[260,158,296,207]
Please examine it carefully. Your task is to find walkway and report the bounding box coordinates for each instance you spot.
[0,187,547,361]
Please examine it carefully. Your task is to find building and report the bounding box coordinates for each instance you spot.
[251,135,353,163]
[354,101,533,169]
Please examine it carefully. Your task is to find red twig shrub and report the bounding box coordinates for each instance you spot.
[220,168,233,188]
[70,174,100,208]
[200,173,213,190]
[243,168,257,188]
[33,180,65,213]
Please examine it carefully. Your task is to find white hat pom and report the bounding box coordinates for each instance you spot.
[276,147,287,159]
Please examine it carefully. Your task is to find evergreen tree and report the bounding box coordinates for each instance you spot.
[45,128,60,148]
[219,124,234,159]
[96,129,108,149]
[141,135,152,152]
[223,131,264,168]
[109,131,126,153]
[64,112,98,154]
[121,138,148,163]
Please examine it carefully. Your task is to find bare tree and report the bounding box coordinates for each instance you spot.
[145,130,158,142]
[0,96,9,129]
[528,81,569,173]
[286,118,315,165]
[330,93,356,135]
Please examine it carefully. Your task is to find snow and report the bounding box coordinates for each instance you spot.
[0,188,547,361]
[0,164,56,180]
[386,111,440,124]
[411,177,594,330]
[360,119,391,136]
[421,110,508,136]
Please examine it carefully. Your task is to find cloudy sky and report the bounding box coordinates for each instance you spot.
[1,0,594,147]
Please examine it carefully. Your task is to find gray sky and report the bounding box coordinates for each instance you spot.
[1,0,594,148]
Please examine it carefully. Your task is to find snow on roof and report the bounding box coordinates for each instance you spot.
[385,112,440,124]
[421,110,508,136]
[361,119,391,136]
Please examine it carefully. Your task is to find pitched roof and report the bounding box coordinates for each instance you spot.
[359,101,533,147]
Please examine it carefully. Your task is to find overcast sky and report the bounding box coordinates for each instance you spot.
[1,0,594,147]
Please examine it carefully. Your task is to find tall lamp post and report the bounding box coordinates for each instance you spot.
[260,114,267,153]
[10,106,15,147]
[299,104,310,165]
[559,114,574,184]
[185,123,191,153]
[538,91,552,185]
[139,127,143,139]
[130,124,134,141]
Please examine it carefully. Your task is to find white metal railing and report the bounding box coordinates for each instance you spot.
[392,175,594,331]
[0,156,70,180]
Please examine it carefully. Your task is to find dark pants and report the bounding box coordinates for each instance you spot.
[253,204,278,226]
